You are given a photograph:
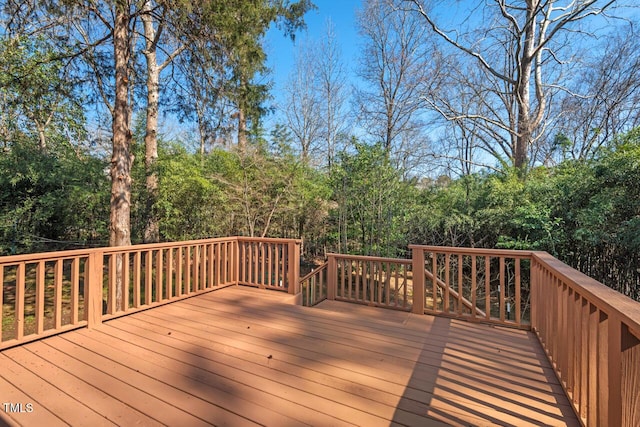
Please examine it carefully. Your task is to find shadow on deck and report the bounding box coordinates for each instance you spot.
[1,286,578,426]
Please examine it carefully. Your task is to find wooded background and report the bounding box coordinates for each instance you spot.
[1,0,639,300]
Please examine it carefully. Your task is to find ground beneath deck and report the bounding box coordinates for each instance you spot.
[1,286,578,426]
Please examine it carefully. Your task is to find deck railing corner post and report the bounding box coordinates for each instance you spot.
[327,255,337,300]
[233,237,240,285]
[87,249,104,329]
[411,246,425,315]
[288,240,301,295]
[607,316,623,427]
[530,255,538,331]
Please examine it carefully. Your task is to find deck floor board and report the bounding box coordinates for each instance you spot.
[1,286,579,426]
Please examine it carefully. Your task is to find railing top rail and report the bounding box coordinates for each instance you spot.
[533,251,640,334]
[236,236,302,244]
[409,245,534,258]
[327,253,412,264]
[100,237,238,255]
[0,236,268,264]
[298,261,328,283]
[0,248,95,264]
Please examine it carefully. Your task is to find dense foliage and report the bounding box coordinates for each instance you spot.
[2,128,639,299]
[407,129,640,300]
[0,140,109,253]
[1,1,638,302]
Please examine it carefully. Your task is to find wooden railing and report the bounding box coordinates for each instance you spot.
[299,262,327,307]
[0,236,300,350]
[0,250,91,349]
[410,246,532,328]
[100,238,238,320]
[237,237,300,294]
[531,252,640,427]
[319,246,640,426]
[3,238,639,425]
[327,254,413,311]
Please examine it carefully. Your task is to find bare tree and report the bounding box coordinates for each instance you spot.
[544,23,640,162]
[284,40,322,162]
[401,0,618,170]
[281,20,349,168]
[316,19,349,169]
[355,0,433,151]
[428,53,520,171]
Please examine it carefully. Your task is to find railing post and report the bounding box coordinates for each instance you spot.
[233,237,240,285]
[530,256,538,331]
[327,255,336,300]
[86,250,104,329]
[288,240,300,295]
[411,246,425,314]
[607,315,622,427]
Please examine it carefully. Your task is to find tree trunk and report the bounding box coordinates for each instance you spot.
[237,75,248,152]
[514,1,537,170]
[237,106,247,152]
[142,0,160,243]
[110,0,133,310]
[36,122,46,151]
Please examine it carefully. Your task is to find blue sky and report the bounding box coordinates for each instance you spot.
[264,0,363,108]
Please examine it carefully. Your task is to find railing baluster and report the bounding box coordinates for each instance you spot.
[282,244,287,288]
[402,265,408,308]
[190,246,197,292]
[347,259,353,300]
[485,256,490,320]
[471,256,477,319]
[260,243,266,286]
[71,257,79,324]
[598,311,609,424]
[457,254,463,315]
[200,244,206,290]
[211,244,218,286]
[499,257,505,322]
[239,242,245,284]
[579,297,589,420]
[175,247,182,297]
[385,261,390,306]
[568,288,576,399]
[274,243,280,288]
[444,254,450,313]
[133,251,141,307]
[166,248,173,298]
[122,253,130,311]
[184,246,191,294]
[515,258,521,324]
[207,243,217,289]
[107,255,116,314]
[432,253,438,311]
[253,243,259,286]
[267,244,273,287]
[15,263,25,340]
[156,249,163,301]
[145,250,153,305]
[35,261,45,334]
[368,260,373,302]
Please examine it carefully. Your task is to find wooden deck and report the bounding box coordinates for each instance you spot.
[0,286,578,427]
